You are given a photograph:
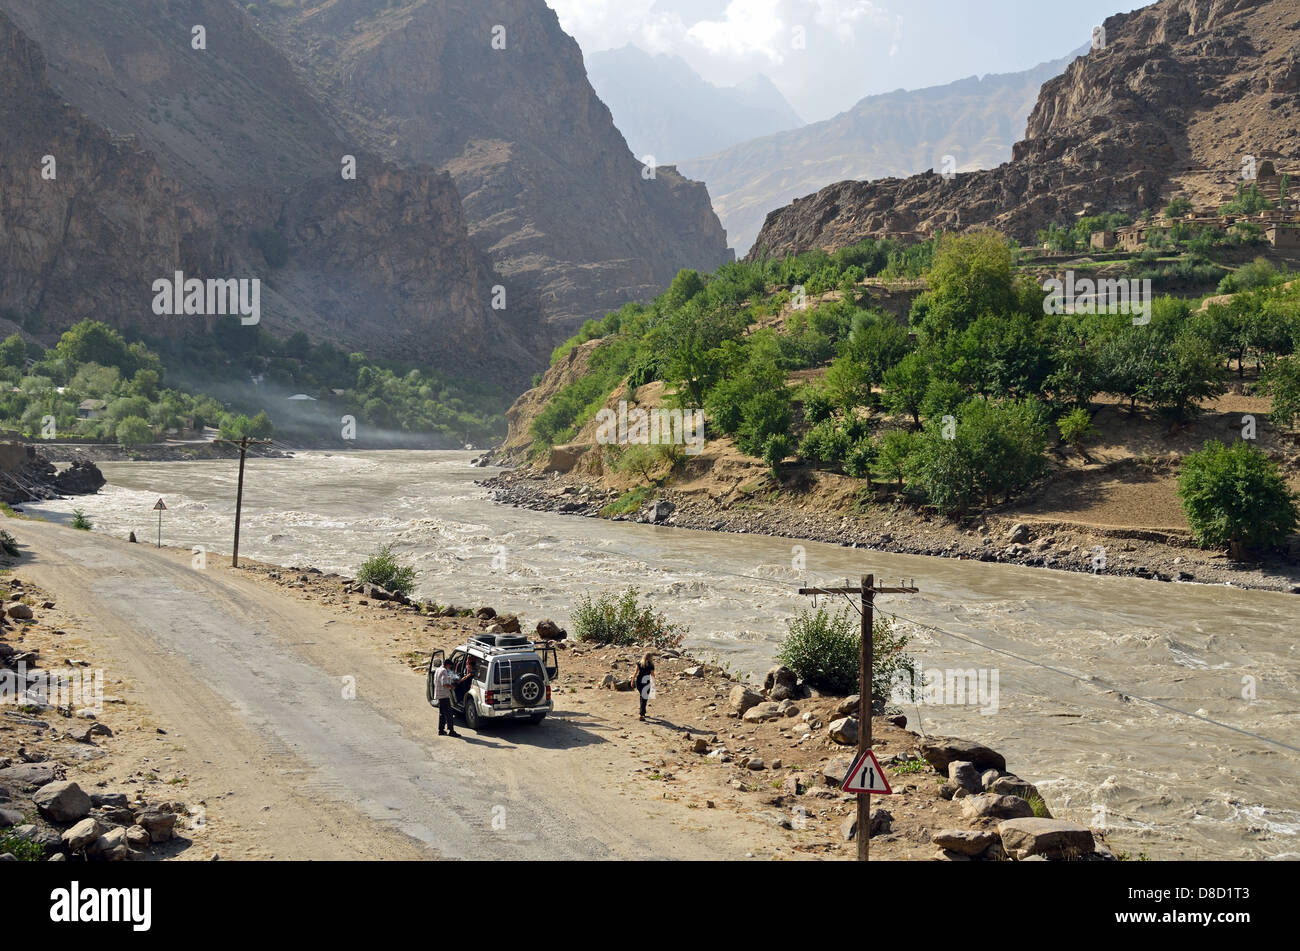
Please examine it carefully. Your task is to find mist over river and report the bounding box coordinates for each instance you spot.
[24,450,1300,860]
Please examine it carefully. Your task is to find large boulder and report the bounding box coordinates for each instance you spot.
[822,754,855,787]
[742,701,785,723]
[53,461,106,495]
[135,810,177,843]
[6,604,33,620]
[931,829,998,856]
[997,818,1095,860]
[828,716,858,746]
[729,685,764,715]
[62,817,106,852]
[33,780,91,823]
[836,695,862,717]
[763,665,798,694]
[88,826,130,862]
[535,619,566,640]
[961,793,1034,821]
[948,760,983,794]
[496,614,522,634]
[920,736,1006,775]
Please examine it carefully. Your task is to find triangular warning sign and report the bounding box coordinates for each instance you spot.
[841,748,893,794]
[153,498,167,511]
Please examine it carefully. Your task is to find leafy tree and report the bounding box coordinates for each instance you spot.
[882,351,930,426]
[0,334,28,368]
[1261,355,1300,429]
[763,433,792,476]
[874,428,916,488]
[1177,441,1299,555]
[776,606,913,701]
[114,415,153,447]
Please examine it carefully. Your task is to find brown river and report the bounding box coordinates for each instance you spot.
[24,450,1300,860]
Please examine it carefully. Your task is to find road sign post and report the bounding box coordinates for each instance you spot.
[798,574,918,861]
[152,497,166,549]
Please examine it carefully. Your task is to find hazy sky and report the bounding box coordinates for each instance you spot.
[546,0,1152,122]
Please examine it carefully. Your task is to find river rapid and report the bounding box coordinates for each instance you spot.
[23,450,1300,860]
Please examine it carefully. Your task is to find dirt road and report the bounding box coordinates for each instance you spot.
[13,519,776,860]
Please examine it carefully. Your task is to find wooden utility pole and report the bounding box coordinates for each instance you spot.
[214,435,272,567]
[799,575,918,861]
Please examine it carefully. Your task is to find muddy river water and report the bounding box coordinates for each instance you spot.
[25,450,1300,860]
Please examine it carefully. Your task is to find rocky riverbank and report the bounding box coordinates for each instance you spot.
[0,443,105,504]
[228,561,1124,861]
[480,468,1300,595]
[0,577,198,862]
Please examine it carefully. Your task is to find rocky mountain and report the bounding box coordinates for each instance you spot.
[749,0,1300,258]
[0,0,543,384]
[585,44,804,164]
[0,0,732,390]
[256,0,733,338]
[680,51,1078,256]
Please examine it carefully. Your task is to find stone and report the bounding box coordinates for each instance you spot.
[997,818,1096,860]
[828,716,858,746]
[1006,523,1031,544]
[980,768,1001,790]
[136,810,177,843]
[948,760,983,793]
[683,666,703,677]
[763,665,798,694]
[648,500,675,523]
[919,736,1006,774]
[125,825,151,851]
[33,780,91,823]
[822,754,855,786]
[729,685,764,715]
[496,614,522,634]
[931,829,998,856]
[90,792,129,809]
[836,695,861,716]
[535,619,566,640]
[742,701,784,723]
[691,737,709,754]
[614,679,633,691]
[961,793,1034,821]
[987,774,1043,806]
[6,604,33,620]
[62,817,106,852]
[88,826,130,862]
[841,808,892,841]
[600,674,617,689]
[745,757,765,771]
[0,805,23,828]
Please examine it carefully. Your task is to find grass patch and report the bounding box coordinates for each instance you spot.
[599,486,651,518]
[0,834,45,861]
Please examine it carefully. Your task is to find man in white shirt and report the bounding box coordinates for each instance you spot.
[432,661,460,737]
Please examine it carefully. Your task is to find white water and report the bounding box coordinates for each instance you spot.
[24,450,1300,860]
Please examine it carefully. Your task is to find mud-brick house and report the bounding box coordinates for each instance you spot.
[1266,222,1300,249]
[76,399,106,420]
[1090,230,1117,250]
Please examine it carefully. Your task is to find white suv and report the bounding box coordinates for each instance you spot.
[426,634,559,728]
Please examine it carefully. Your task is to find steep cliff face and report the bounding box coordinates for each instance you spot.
[0,2,543,383]
[750,0,1300,257]
[259,0,734,338]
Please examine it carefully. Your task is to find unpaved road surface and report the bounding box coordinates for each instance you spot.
[15,520,775,860]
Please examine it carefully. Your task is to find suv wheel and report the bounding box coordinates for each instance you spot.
[517,673,545,706]
[463,695,481,730]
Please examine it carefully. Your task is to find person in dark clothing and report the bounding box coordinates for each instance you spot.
[455,657,478,706]
[633,651,656,721]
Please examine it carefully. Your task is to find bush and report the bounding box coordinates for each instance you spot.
[356,543,417,595]
[70,509,92,531]
[1057,407,1097,452]
[114,416,153,447]
[1177,441,1299,555]
[571,587,686,651]
[762,432,791,475]
[1262,355,1300,429]
[844,437,875,480]
[776,606,914,703]
[0,528,18,556]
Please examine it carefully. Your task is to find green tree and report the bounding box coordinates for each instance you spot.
[1262,355,1300,430]
[114,415,153,447]
[1057,406,1097,455]
[882,351,930,426]
[0,334,28,368]
[1177,441,1299,556]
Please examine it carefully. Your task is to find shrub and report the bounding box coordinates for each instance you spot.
[844,437,875,480]
[1056,407,1097,452]
[776,606,914,703]
[1262,355,1300,429]
[70,509,92,531]
[114,415,153,447]
[356,543,417,595]
[571,587,686,651]
[763,432,791,475]
[0,528,18,556]
[1177,441,1299,555]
